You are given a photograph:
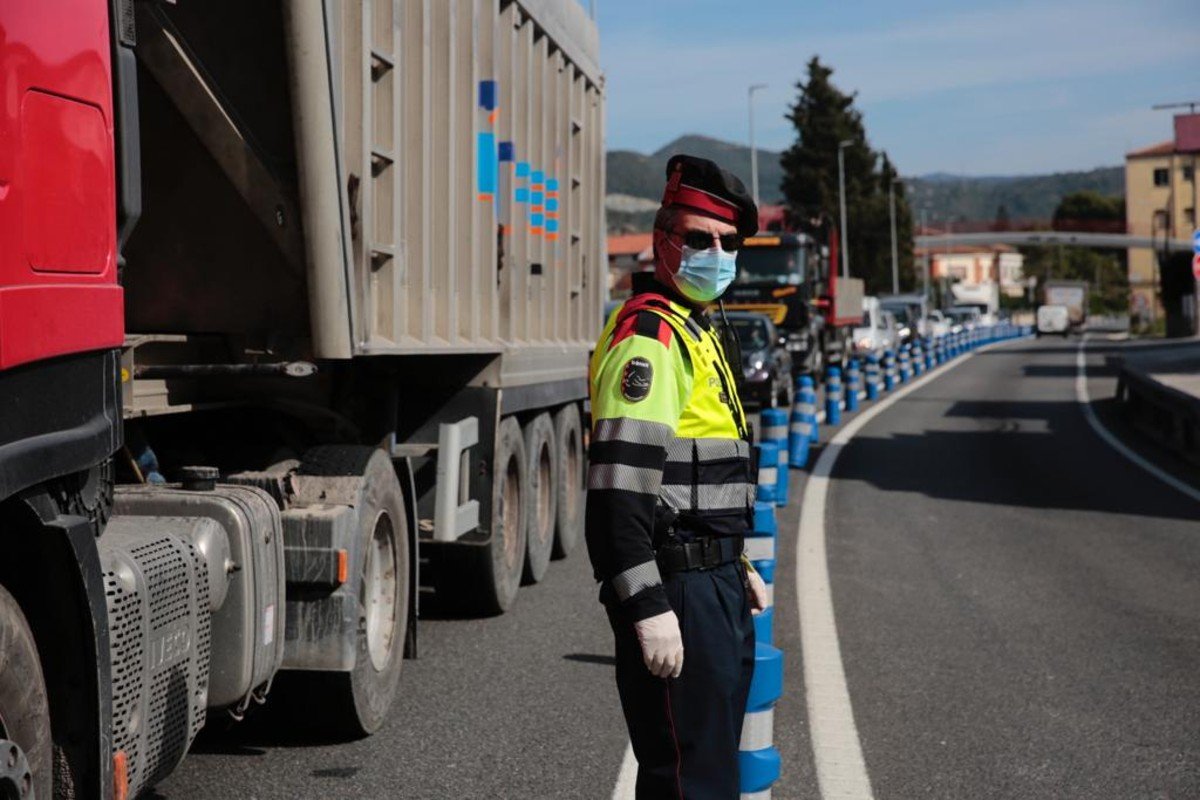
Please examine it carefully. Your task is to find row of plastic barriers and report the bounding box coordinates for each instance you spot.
[739,322,1032,798]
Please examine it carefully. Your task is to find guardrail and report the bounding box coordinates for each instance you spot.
[1116,359,1200,467]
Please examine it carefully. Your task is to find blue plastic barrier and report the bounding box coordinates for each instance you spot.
[748,501,777,645]
[788,377,813,468]
[845,359,861,411]
[824,366,842,426]
[760,407,787,445]
[910,341,925,376]
[865,353,882,400]
[760,409,789,508]
[754,441,779,505]
[898,346,912,383]
[739,642,783,797]
[883,349,897,391]
[799,376,819,443]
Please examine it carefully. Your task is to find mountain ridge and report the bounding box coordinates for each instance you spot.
[606,134,1124,231]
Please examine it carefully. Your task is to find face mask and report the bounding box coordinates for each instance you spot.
[669,243,738,304]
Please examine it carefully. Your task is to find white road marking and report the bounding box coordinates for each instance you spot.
[611,743,637,799]
[612,341,1018,800]
[1075,338,1200,504]
[798,339,1020,800]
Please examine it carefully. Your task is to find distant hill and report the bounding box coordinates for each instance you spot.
[607,134,787,206]
[904,167,1124,223]
[605,134,1124,232]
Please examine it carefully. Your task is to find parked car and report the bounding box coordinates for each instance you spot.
[1036,304,1070,337]
[723,311,795,408]
[880,293,931,339]
[927,309,952,338]
[881,300,918,344]
[943,305,982,333]
[852,297,900,358]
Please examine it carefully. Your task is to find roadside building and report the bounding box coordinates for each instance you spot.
[917,243,1026,305]
[1125,114,1200,326]
[606,232,653,297]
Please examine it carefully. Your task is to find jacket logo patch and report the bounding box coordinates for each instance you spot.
[621,357,653,402]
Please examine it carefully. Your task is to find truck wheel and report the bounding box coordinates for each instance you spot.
[0,585,51,800]
[522,414,557,584]
[487,418,527,610]
[552,404,584,559]
[296,446,409,738]
[450,417,528,614]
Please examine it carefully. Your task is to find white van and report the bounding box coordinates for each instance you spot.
[1036,304,1070,337]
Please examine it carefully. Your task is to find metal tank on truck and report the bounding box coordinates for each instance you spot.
[0,1,604,797]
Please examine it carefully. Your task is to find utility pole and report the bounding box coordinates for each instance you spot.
[838,139,852,279]
[921,207,930,299]
[748,84,767,209]
[888,177,902,294]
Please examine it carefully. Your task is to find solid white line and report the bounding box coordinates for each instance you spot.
[610,340,1020,800]
[797,340,1020,800]
[1075,338,1200,504]
[611,743,637,800]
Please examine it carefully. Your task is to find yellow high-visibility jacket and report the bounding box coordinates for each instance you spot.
[586,273,754,622]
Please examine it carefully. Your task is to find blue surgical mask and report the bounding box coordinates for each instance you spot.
[671,244,738,304]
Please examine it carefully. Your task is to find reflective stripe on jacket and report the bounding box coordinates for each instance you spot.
[585,276,754,622]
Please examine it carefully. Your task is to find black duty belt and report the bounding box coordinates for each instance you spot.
[656,535,744,575]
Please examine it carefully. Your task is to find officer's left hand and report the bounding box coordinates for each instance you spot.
[746,569,769,615]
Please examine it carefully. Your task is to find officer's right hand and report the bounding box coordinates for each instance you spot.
[633,611,684,679]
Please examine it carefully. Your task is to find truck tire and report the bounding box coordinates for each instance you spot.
[0,584,51,800]
[552,404,584,560]
[445,417,528,615]
[295,446,409,738]
[521,414,557,585]
[482,418,527,611]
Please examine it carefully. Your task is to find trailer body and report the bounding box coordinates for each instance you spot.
[0,1,604,797]
[1042,280,1088,328]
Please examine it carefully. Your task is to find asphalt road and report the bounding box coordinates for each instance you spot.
[152,334,1200,799]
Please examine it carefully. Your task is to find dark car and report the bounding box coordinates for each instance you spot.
[722,311,794,409]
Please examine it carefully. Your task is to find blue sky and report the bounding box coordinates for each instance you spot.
[596,0,1200,176]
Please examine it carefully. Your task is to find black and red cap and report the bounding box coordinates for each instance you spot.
[661,154,758,237]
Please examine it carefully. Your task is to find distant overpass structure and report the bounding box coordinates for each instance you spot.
[914,231,1193,252]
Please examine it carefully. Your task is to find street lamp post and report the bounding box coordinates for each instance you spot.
[920,206,930,298]
[748,84,767,209]
[838,139,852,279]
[888,177,903,294]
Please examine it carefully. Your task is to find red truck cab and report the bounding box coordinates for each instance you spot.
[0,3,136,797]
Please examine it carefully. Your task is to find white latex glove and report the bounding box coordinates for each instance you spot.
[633,610,684,679]
[747,569,769,616]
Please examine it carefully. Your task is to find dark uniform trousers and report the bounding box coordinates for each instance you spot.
[607,559,756,799]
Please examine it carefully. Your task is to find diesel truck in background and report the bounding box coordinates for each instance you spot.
[1042,280,1089,330]
[0,1,604,797]
[724,223,865,374]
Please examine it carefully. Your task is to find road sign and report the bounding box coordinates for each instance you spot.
[1194,228,1200,253]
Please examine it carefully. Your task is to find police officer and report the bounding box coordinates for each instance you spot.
[586,155,769,799]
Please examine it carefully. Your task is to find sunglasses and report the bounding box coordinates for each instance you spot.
[671,228,744,252]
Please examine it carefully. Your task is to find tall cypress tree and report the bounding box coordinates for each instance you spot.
[780,57,915,294]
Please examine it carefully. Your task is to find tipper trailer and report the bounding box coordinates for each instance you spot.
[0,1,604,797]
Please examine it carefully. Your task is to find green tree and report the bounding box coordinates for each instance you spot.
[1052,190,1125,230]
[992,204,1011,232]
[779,57,914,294]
